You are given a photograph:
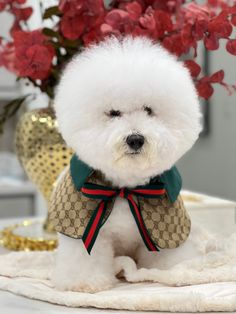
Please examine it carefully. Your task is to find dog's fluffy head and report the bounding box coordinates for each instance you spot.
[55,37,202,187]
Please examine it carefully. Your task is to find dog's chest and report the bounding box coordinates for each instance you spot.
[101,197,141,252]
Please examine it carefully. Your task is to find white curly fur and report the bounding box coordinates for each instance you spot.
[52,37,202,292]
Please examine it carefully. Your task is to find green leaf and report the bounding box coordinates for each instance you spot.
[0,95,30,134]
[43,6,61,19]
[45,85,54,99]
[63,39,81,48]
[51,68,60,80]
[43,27,61,40]
[49,41,61,49]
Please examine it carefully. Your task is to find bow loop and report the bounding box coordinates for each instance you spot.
[133,183,166,198]
[80,182,166,254]
[81,183,118,200]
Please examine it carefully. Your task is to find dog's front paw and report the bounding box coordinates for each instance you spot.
[51,270,116,293]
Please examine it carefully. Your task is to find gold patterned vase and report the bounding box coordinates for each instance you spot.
[15,107,73,231]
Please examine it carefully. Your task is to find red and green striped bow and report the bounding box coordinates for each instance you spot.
[81,182,166,254]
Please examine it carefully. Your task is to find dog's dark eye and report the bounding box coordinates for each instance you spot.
[144,106,153,116]
[108,110,122,118]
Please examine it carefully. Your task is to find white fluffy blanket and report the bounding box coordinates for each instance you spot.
[1,228,236,312]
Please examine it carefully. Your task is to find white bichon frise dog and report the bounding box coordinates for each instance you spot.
[50,37,202,293]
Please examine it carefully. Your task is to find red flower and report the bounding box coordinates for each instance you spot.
[196,80,214,99]
[126,1,142,20]
[226,39,236,55]
[104,9,130,30]
[13,30,55,80]
[101,9,132,37]
[0,0,27,11]
[139,7,156,32]
[184,2,210,23]
[83,29,104,46]
[85,0,104,16]
[0,0,8,10]
[1,0,236,101]
[154,10,172,37]
[184,60,201,78]
[194,18,208,40]
[0,1,32,36]
[149,0,179,12]
[162,34,187,56]
[181,23,196,49]
[59,0,83,15]
[59,0,104,16]
[0,42,18,74]
[196,70,225,99]
[59,0,105,40]
[209,70,224,83]
[11,6,33,21]
[208,14,233,39]
[204,33,219,50]
[60,14,85,39]
[183,2,210,44]
[17,45,54,80]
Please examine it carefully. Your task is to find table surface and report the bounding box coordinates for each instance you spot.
[0,192,236,314]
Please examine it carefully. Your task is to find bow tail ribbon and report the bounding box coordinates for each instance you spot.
[127,194,159,252]
[82,201,107,254]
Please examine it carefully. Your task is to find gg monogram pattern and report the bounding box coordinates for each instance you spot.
[49,170,114,238]
[139,196,191,249]
[49,169,191,248]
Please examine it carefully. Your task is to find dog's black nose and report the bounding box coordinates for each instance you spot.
[126,134,145,151]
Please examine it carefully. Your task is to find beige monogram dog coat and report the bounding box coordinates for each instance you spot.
[49,155,191,253]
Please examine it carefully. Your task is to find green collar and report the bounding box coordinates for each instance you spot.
[70,154,182,203]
